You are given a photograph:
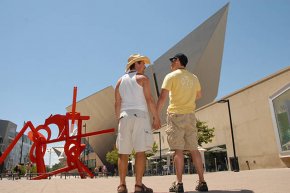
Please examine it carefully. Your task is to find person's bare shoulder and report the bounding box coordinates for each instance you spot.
[136,73,149,79]
[115,77,122,88]
[136,74,149,86]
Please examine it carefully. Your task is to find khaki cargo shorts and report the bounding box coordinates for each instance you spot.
[166,113,198,151]
[116,109,153,154]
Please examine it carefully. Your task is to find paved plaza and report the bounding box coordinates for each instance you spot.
[0,168,289,193]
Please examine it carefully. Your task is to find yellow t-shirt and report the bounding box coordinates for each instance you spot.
[161,69,201,114]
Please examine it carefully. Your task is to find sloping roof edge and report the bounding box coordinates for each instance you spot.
[196,66,290,111]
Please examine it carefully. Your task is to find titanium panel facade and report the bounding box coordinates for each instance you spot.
[66,86,117,165]
[66,4,229,165]
[150,4,229,124]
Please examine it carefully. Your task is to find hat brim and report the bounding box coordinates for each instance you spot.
[169,57,177,62]
[125,56,151,72]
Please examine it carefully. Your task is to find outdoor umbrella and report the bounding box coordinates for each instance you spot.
[208,147,227,153]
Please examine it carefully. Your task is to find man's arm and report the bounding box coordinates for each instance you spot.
[114,79,122,120]
[157,89,169,115]
[142,76,161,129]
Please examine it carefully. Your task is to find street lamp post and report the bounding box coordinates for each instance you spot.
[46,148,52,169]
[218,99,239,172]
[153,131,162,175]
[19,121,26,164]
[0,151,3,173]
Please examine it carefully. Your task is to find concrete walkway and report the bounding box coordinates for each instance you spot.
[0,168,289,193]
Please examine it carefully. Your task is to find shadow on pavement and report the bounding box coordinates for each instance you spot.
[186,190,254,193]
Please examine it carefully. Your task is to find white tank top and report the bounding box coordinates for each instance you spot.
[119,72,148,112]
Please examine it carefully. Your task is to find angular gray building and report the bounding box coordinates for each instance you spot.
[0,120,17,171]
[149,3,229,124]
[66,4,229,167]
[0,120,33,171]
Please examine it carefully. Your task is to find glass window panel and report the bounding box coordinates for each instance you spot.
[272,89,290,151]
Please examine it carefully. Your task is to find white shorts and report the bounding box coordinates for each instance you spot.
[116,109,153,154]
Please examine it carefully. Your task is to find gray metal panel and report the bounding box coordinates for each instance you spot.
[194,6,229,108]
[145,65,159,101]
[151,4,229,123]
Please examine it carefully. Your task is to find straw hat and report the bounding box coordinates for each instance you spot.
[125,54,151,72]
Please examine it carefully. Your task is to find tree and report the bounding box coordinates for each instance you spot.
[145,141,158,157]
[51,162,64,171]
[196,119,215,146]
[105,142,159,166]
[106,147,118,166]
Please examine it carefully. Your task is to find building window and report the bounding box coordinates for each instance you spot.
[270,83,290,156]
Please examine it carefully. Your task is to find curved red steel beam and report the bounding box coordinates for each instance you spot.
[0,87,115,180]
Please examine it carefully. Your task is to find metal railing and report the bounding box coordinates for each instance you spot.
[0,171,112,180]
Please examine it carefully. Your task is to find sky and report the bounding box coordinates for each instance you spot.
[1,0,290,166]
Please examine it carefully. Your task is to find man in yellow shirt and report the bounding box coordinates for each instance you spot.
[157,53,208,192]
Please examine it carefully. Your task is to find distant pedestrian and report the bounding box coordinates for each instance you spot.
[94,166,99,178]
[102,165,107,177]
[25,162,32,177]
[13,164,21,179]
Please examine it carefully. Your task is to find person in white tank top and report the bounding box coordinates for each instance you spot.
[115,54,161,193]
[119,71,148,112]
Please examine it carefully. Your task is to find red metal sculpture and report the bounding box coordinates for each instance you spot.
[0,87,115,179]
